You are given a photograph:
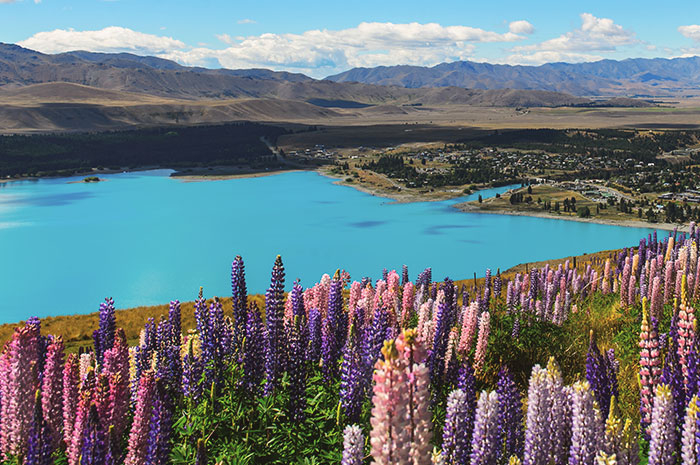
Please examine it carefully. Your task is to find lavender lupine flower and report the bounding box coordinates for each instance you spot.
[647,384,676,465]
[402,265,410,287]
[79,404,106,465]
[264,255,286,396]
[287,315,307,421]
[340,325,364,423]
[568,380,605,465]
[26,391,54,465]
[306,308,322,364]
[523,358,570,465]
[102,329,131,445]
[242,303,264,393]
[680,394,699,465]
[428,302,450,388]
[124,372,156,465]
[342,424,365,465]
[41,335,64,449]
[231,255,248,357]
[62,353,80,447]
[497,367,523,460]
[96,298,116,368]
[442,389,472,465]
[470,390,500,465]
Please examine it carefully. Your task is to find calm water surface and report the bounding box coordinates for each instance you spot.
[0,170,656,323]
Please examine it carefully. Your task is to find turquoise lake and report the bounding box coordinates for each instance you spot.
[0,170,657,323]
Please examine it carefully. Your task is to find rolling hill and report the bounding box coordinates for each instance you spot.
[325,57,700,97]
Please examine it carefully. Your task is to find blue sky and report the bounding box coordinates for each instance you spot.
[2,0,700,77]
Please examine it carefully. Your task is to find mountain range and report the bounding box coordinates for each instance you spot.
[326,57,700,97]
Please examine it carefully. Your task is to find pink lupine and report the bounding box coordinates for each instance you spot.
[79,352,94,384]
[620,260,630,306]
[124,371,156,465]
[650,276,662,320]
[675,270,684,301]
[0,349,10,456]
[369,329,432,465]
[68,367,95,465]
[473,311,491,372]
[102,328,131,441]
[602,259,612,294]
[665,236,675,262]
[639,299,661,434]
[677,276,696,384]
[628,274,637,307]
[1,323,41,459]
[443,327,459,374]
[348,281,363,316]
[401,281,415,326]
[458,301,479,357]
[62,353,80,447]
[664,261,674,304]
[41,335,65,449]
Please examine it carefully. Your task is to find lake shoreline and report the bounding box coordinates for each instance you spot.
[457,202,688,232]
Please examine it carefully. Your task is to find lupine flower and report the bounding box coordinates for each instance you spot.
[26,390,54,465]
[102,329,131,444]
[182,337,203,402]
[41,335,64,449]
[168,300,181,349]
[639,299,661,433]
[322,274,343,382]
[264,255,286,396]
[62,353,80,447]
[68,368,95,465]
[79,403,106,465]
[124,372,156,465]
[441,389,472,465]
[647,384,676,465]
[369,329,432,465]
[96,298,116,368]
[458,301,479,356]
[145,378,175,465]
[470,390,499,465]
[242,303,264,393]
[340,325,364,423]
[231,255,248,357]
[496,367,523,460]
[568,380,605,465]
[680,394,699,465]
[473,311,491,372]
[306,308,322,364]
[342,425,365,465]
[1,322,41,458]
[287,315,307,421]
[587,330,613,415]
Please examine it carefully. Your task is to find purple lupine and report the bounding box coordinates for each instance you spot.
[231,255,248,358]
[306,308,322,364]
[496,367,523,460]
[361,306,389,378]
[322,274,344,382]
[648,384,677,465]
[340,324,366,423]
[167,300,181,348]
[287,315,308,421]
[264,255,286,396]
[442,389,472,465]
[342,424,365,465]
[680,394,699,465]
[182,339,204,402]
[79,404,107,465]
[568,381,604,465]
[95,298,116,368]
[26,391,54,465]
[401,265,410,287]
[145,378,175,465]
[586,331,613,416]
[470,390,500,465]
[428,302,450,388]
[242,303,264,394]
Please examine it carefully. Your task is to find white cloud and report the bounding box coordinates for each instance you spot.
[0,0,17,3]
[18,26,186,54]
[679,25,700,42]
[160,21,528,76]
[509,20,534,35]
[506,13,637,65]
[237,19,256,25]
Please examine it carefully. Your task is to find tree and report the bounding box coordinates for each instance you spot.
[478,194,483,203]
[577,206,591,218]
